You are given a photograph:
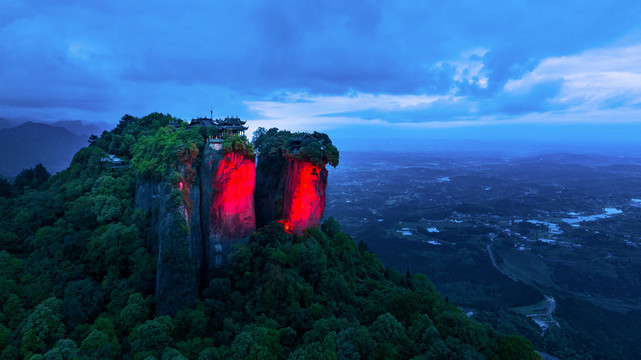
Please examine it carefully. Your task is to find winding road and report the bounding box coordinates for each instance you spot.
[527,295,557,319]
[486,244,519,282]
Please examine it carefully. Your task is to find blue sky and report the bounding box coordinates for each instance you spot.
[2,0,641,147]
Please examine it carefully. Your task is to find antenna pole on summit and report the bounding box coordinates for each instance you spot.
[210,107,213,120]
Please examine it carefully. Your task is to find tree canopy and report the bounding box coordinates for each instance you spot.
[253,128,339,168]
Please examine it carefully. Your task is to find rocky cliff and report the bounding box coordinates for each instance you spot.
[200,144,255,281]
[254,151,288,228]
[135,164,203,316]
[280,158,328,235]
[255,155,329,235]
[254,130,336,235]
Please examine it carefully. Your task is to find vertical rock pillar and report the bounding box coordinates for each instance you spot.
[155,162,203,316]
[200,142,256,280]
[280,158,328,235]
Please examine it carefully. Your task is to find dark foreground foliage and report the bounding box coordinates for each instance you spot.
[0,113,539,359]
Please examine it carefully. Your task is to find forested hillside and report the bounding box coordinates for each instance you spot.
[0,113,540,359]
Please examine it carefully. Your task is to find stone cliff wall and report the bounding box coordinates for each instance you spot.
[280,158,327,235]
[254,153,288,228]
[154,185,199,316]
[136,163,204,316]
[255,153,328,235]
[201,145,256,279]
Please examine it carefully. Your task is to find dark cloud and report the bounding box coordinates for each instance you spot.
[1,0,641,122]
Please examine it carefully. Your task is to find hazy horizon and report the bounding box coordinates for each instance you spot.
[4,115,641,159]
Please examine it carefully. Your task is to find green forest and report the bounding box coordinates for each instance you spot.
[252,127,339,168]
[0,113,540,359]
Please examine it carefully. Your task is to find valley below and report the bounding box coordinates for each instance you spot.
[325,150,641,359]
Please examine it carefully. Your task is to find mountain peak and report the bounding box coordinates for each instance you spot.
[0,121,87,177]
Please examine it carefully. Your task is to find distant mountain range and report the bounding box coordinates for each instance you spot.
[0,117,18,129]
[50,119,110,137]
[0,121,90,177]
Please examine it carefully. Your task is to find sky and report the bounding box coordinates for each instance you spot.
[2,0,641,150]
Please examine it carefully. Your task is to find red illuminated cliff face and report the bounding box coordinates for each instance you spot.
[209,152,256,241]
[280,158,328,235]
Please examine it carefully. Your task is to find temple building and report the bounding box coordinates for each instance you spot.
[188,116,248,137]
[188,118,216,127]
[215,117,248,136]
